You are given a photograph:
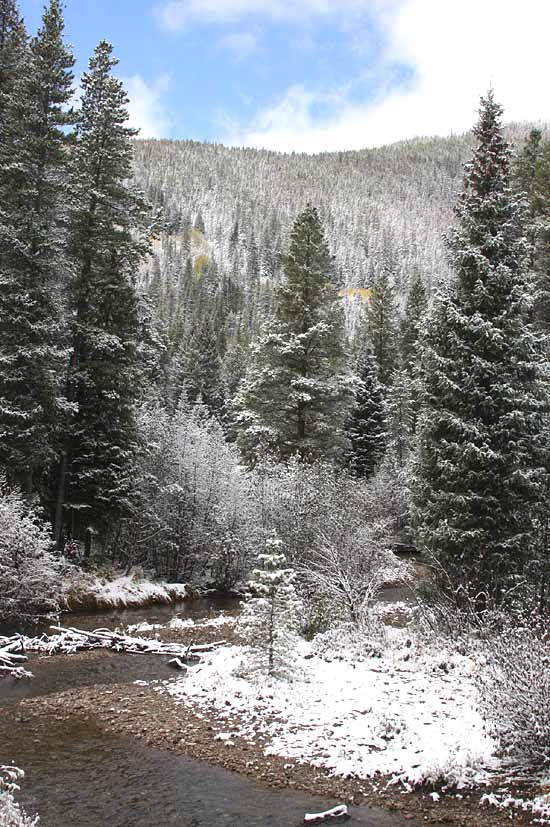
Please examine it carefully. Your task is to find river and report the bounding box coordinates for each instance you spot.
[0,599,422,827]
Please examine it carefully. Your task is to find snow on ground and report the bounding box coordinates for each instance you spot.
[62,572,188,610]
[166,626,500,790]
[126,613,237,634]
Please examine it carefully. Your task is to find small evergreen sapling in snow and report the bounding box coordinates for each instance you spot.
[239,535,302,679]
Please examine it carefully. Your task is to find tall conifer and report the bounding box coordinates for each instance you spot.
[0,0,74,495]
[236,205,354,465]
[55,42,149,543]
[415,92,548,607]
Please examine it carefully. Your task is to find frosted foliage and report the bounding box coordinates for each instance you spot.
[125,398,254,585]
[239,536,302,679]
[0,768,39,827]
[476,628,550,768]
[0,480,61,622]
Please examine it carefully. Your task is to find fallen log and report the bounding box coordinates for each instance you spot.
[0,636,32,679]
[43,625,226,659]
[1,626,226,680]
[304,805,350,823]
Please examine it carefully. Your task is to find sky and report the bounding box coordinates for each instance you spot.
[19,0,550,154]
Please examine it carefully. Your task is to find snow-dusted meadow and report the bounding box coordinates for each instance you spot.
[167,620,497,789]
[157,611,549,824]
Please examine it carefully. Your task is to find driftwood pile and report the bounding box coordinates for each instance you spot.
[0,636,32,679]
[0,625,226,680]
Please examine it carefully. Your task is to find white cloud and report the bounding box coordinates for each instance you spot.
[223,0,550,152]
[220,31,259,60]
[155,0,370,31]
[124,73,172,139]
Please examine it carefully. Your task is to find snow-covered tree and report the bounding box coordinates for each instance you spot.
[415,92,548,608]
[0,0,74,496]
[239,533,302,678]
[0,478,61,622]
[55,41,150,544]
[400,271,428,372]
[366,259,399,387]
[345,350,386,477]
[236,205,355,466]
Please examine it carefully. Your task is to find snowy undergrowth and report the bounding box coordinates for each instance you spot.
[166,622,499,789]
[481,791,550,824]
[61,572,188,610]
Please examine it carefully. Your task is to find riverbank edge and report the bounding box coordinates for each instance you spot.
[7,676,539,827]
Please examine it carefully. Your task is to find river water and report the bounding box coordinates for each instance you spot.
[0,599,422,827]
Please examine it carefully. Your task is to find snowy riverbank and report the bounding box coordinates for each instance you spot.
[60,572,189,612]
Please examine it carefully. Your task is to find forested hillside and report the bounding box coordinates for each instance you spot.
[134,124,544,341]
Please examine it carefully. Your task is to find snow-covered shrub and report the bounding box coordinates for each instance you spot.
[0,767,39,827]
[311,618,387,660]
[476,626,550,767]
[0,480,61,623]
[302,524,391,626]
[252,459,405,628]
[120,397,255,584]
[238,534,302,678]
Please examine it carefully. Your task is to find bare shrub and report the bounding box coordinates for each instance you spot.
[476,626,550,768]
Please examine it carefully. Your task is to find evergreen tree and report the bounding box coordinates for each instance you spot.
[173,316,223,415]
[400,272,427,372]
[0,0,74,495]
[345,350,386,477]
[239,533,302,679]
[514,128,542,221]
[366,260,399,386]
[55,42,149,544]
[236,205,354,466]
[384,368,415,473]
[515,134,550,332]
[415,92,548,608]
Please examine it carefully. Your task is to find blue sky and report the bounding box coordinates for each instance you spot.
[18,0,550,153]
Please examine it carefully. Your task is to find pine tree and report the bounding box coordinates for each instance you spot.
[236,205,354,466]
[366,260,399,387]
[514,128,542,221]
[345,350,386,477]
[173,316,223,415]
[384,368,415,472]
[0,0,74,496]
[239,533,302,679]
[415,92,548,608]
[515,134,550,332]
[55,42,149,544]
[400,272,427,372]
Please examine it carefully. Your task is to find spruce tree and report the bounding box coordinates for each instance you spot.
[55,42,149,544]
[415,92,548,608]
[366,260,399,386]
[515,134,550,332]
[384,368,415,472]
[239,534,302,679]
[173,316,223,415]
[345,350,386,478]
[0,0,74,495]
[236,205,354,466]
[400,272,427,373]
